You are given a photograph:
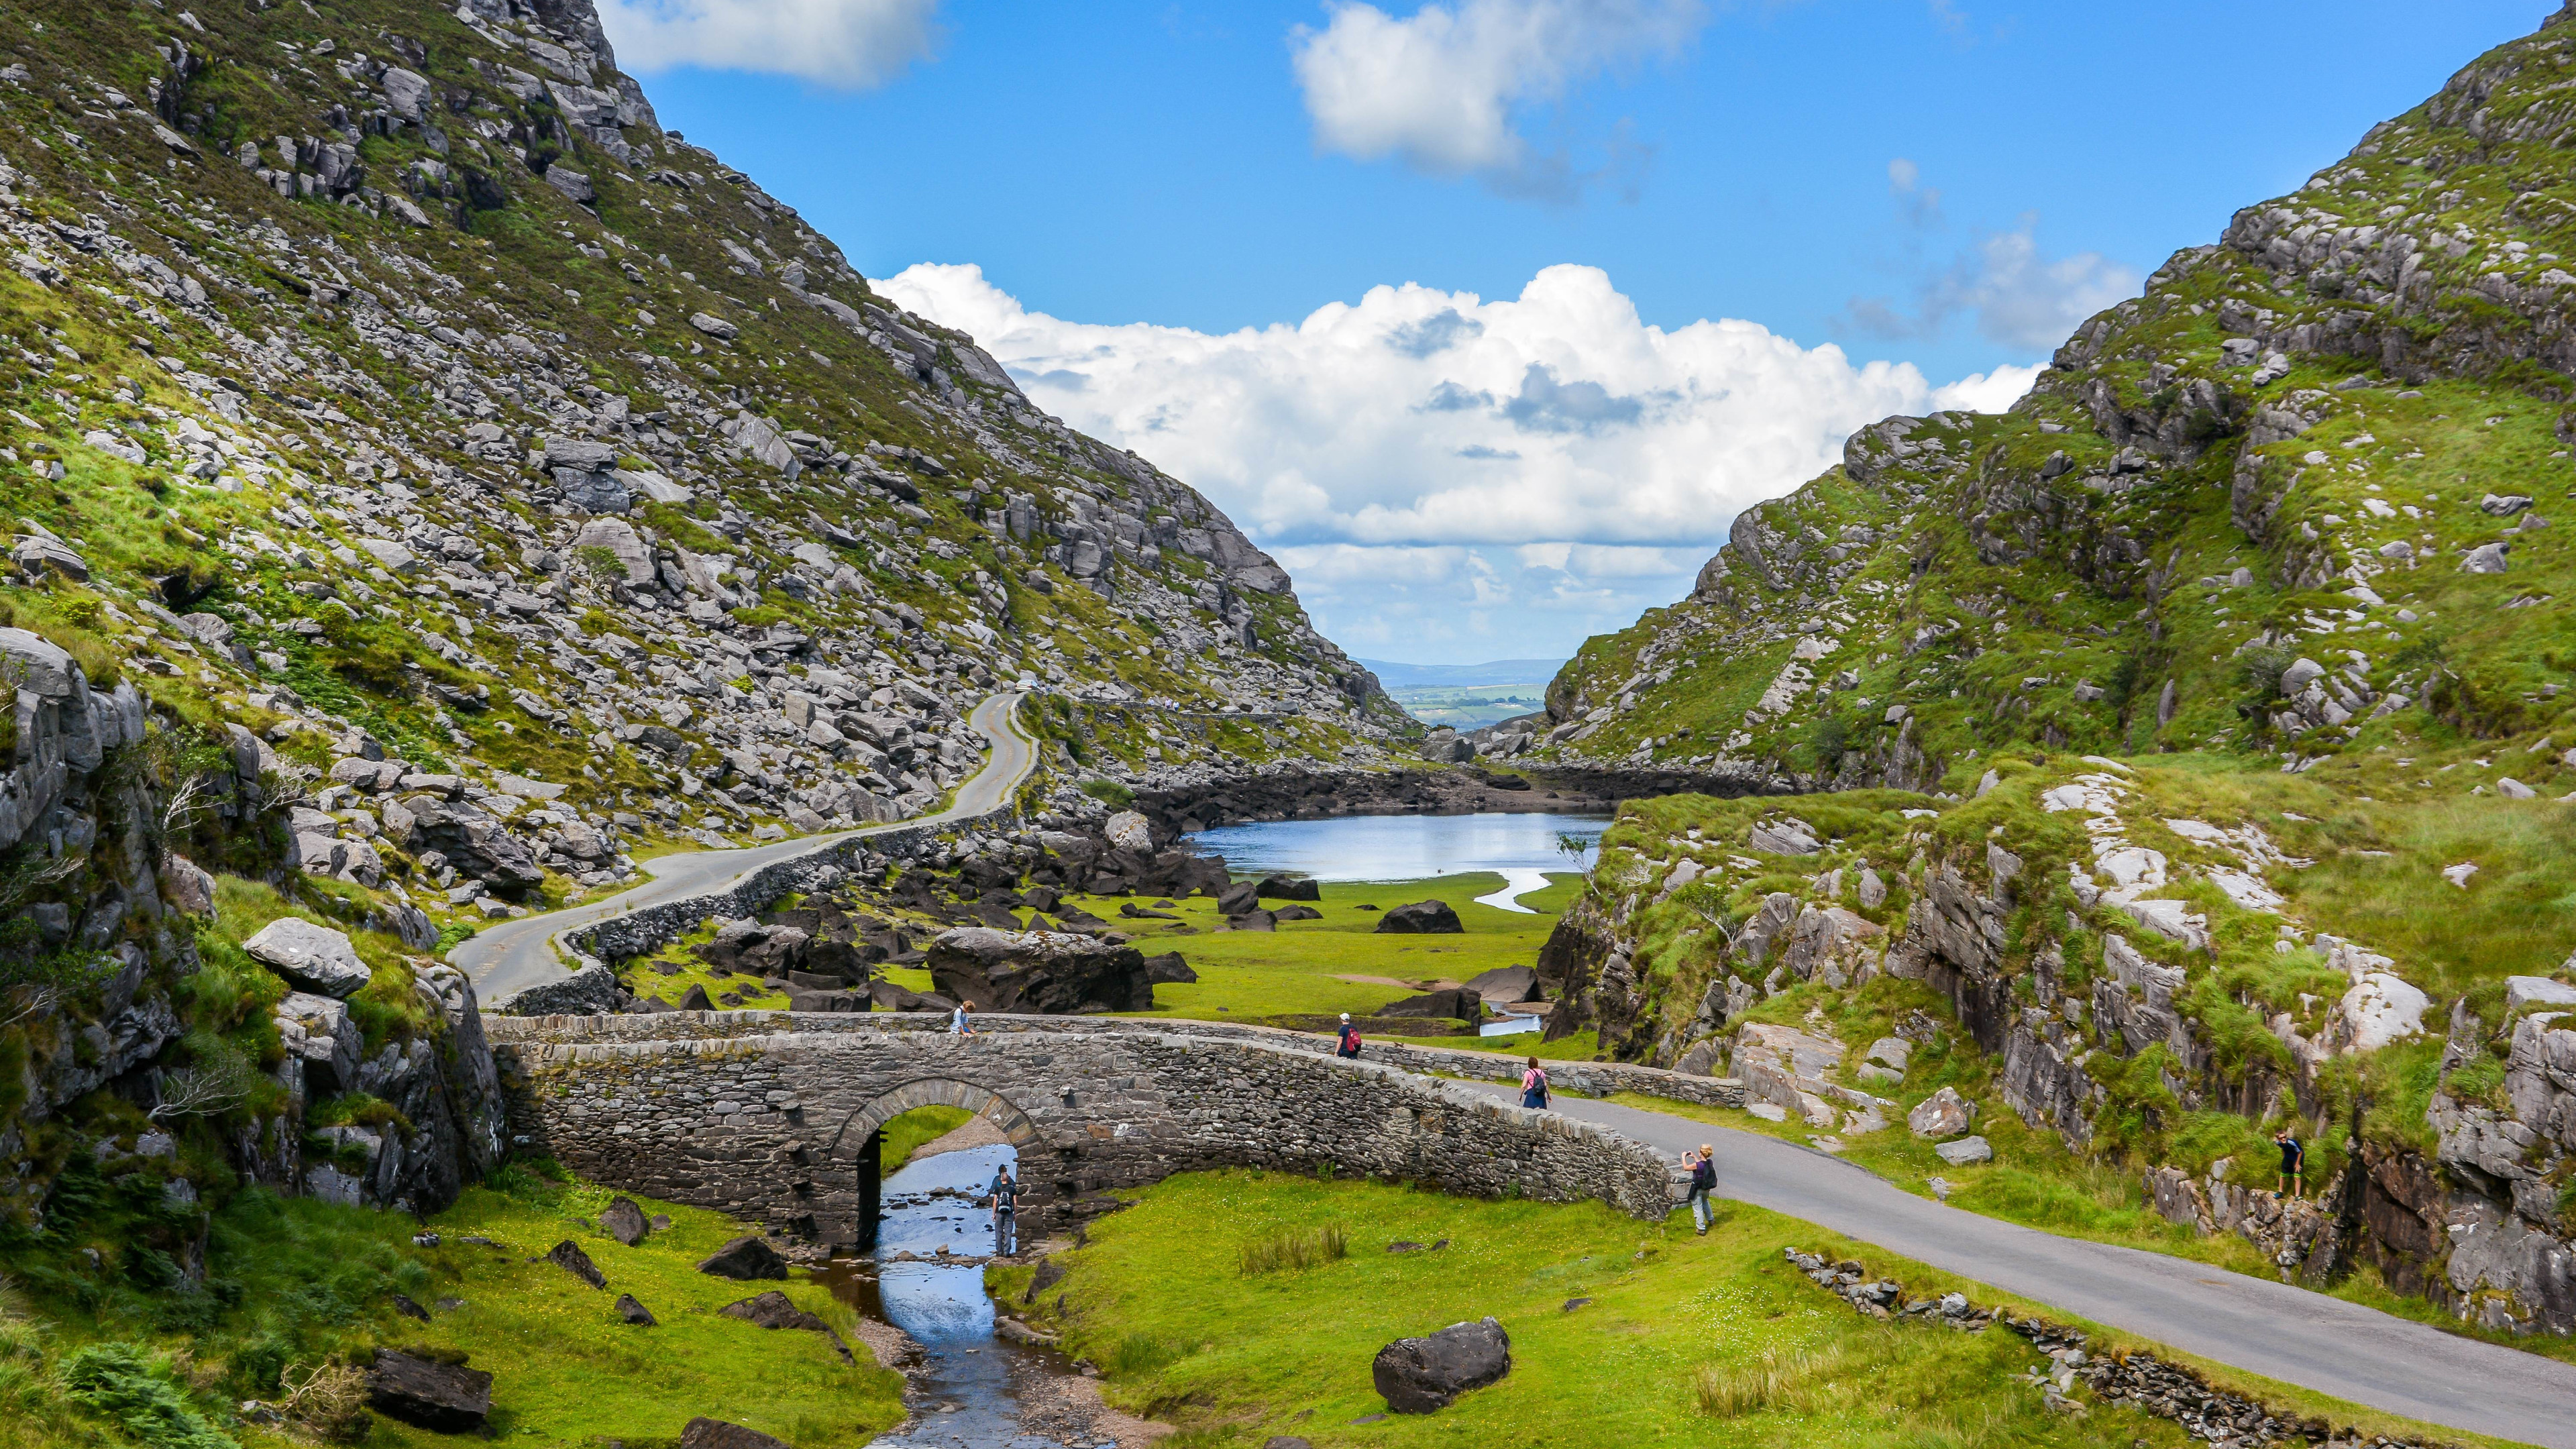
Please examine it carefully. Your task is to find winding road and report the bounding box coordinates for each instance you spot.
[449,698,2576,1445]
[451,692,1036,1002]
[1454,1082,2576,1448]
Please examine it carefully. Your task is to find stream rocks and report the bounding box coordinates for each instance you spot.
[926,928,1153,1014]
[1371,1317,1512,1413]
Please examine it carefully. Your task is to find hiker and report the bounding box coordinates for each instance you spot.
[1519,1056,1550,1110]
[1686,1145,1717,1235]
[1335,1013,1362,1059]
[987,1163,1018,1254]
[2275,1126,2305,1199]
[951,1002,976,1038]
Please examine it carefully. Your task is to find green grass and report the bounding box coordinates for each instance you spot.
[994,1170,2495,1448]
[879,1105,975,1174]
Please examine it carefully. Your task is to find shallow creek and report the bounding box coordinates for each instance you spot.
[818,1142,1115,1449]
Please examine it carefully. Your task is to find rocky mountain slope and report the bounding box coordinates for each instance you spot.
[0,0,1402,934]
[1525,7,2576,1339]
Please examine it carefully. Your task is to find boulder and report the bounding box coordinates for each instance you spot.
[1908,1086,1976,1138]
[2506,975,2576,1013]
[787,989,869,1013]
[1103,809,1153,851]
[541,1239,607,1289]
[1256,874,1322,901]
[1464,965,1541,1004]
[1142,951,1197,984]
[600,1196,650,1246]
[616,1293,657,1326]
[1274,904,1324,921]
[698,1235,790,1281]
[926,928,1153,1014]
[1222,908,1277,932]
[1750,818,1823,855]
[159,853,217,916]
[242,918,372,998]
[866,979,956,1013]
[1215,879,1260,916]
[1376,900,1463,934]
[720,1289,855,1362]
[1372,1316,1511,1413]
[273,991,362,1093]
[1935,1134,1993,1166]
[491,962,626,1017]
[680,1420,790,1449]
[1379,988,1478,1020]
[366,1350,492,1433]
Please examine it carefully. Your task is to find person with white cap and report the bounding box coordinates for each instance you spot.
[1334,1012,1362,1059]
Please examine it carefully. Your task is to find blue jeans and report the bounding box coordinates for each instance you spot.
[1688,1188,1713,1231]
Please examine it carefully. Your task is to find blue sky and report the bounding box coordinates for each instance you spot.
[598,0,2542,663]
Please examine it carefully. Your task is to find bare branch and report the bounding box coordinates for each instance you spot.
[149,1042,256,1122]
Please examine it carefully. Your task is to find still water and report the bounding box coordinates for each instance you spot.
[1184,811,1608,913]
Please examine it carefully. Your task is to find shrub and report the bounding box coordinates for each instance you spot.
[1078,778,1134,809]
[56,1342,235,1449]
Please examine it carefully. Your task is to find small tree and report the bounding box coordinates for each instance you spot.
[150,1035,258,1123]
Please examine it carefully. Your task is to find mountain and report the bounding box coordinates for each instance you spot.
[1505,5,2576,1336]
[1354,657,1566,690]
[0,0,1403,917]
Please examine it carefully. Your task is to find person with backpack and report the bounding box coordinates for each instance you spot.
[1335,1013,1362,1059]
[987,1163,1018,1254]
[1687,1145,1717,1234]
[1519,1057,1550,1110]
[2275,1126,2305,1199]
[951,1002,976,1040]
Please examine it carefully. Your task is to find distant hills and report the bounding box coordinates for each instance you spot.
[1356,658,1568,690]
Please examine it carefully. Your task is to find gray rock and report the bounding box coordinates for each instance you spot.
[2278,657,2326,695]
[616,1293,657,1326]
[243,917,372,998]
[1934,1134,1993,1165]
[544,166,596,204]
[688,311,739,341]
[366,1350,492,1433]
[2506,976,2576,1013]
[10,535,89,581]
[1463,965,1540,1004]
[274,991,361,1093]
[680,1420,789,1449]
[1908,1086,1976,1138]
[1750,818,1823,855]
[541,1238,607,1289]
[1257,874,1322,901]
[2461,542,2511,574]
[600,1195,650,1246]
[1372,1316,1511,1413]
[926,927,1153,1014]
[1375,900,1463,934]
[1142,951,1197,984]
[698,1234,789,1281]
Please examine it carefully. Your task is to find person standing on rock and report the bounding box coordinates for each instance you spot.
[1686,1146,1717,1234]
[1519,1057,1550,1110]
[987,1163,1018,1254]
[2274,1127,2304,1199]
[1336,1013,1362,1059]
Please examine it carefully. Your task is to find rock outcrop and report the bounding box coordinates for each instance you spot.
[926,928,1153,1014]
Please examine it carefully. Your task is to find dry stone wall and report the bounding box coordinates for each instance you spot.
[487,1014,1680,1246]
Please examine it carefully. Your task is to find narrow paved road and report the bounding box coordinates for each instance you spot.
[453,692,1034,1002]
[1454,1082,2576,1448]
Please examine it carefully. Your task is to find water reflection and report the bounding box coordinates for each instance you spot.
[1184,810,1607,884]
[821,1138,1088,1448]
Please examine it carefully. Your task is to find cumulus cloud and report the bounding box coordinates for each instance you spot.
[882,262,2033,659]
[1289,0,1703,197]
[596,0,941,88]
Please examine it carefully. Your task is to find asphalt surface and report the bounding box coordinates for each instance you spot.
[1452,1082,2576,1447]
[452,692,1034,1002]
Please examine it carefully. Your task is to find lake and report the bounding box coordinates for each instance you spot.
[1184,810,1609,914]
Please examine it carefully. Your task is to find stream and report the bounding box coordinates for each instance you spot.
[820,1142,1115,1449]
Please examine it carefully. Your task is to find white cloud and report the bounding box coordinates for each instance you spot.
[1931,362,2046,415]
[1942,225,2141,351]
[883,261,2032,660]
[1289,0,1703,195]
[596,0,940,88]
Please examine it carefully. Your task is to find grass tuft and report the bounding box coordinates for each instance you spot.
[1237,1223,1348,1276]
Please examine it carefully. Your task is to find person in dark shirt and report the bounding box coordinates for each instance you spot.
[1335,1014,1362,1059]
[1686,1146,1717,1234]
[987,1163,1019,1254]
[2274,1128,2305,1199]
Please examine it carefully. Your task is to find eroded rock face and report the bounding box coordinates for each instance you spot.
[925,928,1152,1014]
[1372,1317,1511,1413]
[1734,1022,1846,1127]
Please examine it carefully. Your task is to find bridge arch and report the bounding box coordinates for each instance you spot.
[824,1076,1049,1252]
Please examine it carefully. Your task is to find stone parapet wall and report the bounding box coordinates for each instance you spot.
[490,1017,1680,1246]
[563,808,1011,965]
[487,1010,1748,1110]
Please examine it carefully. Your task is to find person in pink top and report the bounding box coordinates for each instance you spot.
[1519,1057,1550,1109]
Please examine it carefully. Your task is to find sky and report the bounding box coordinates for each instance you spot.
[595,0,2543,664]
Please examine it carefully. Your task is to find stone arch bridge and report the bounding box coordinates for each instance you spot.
[485,1013,1674,1250]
